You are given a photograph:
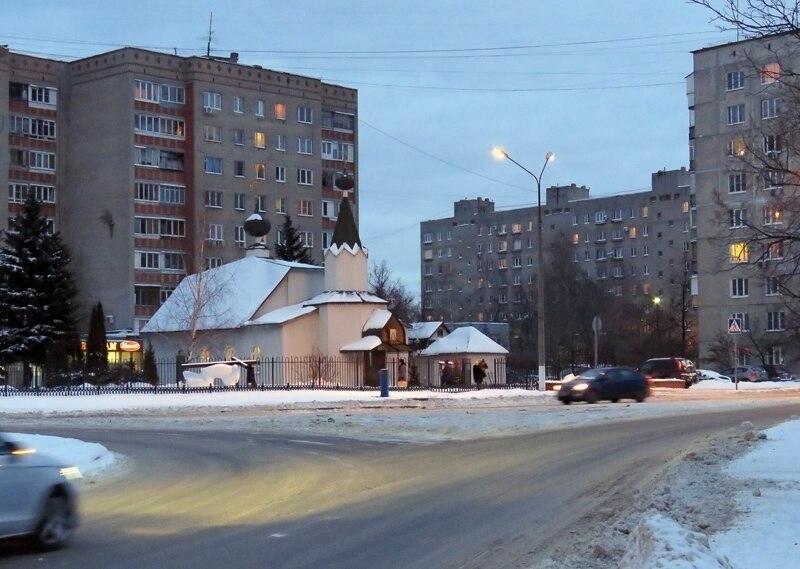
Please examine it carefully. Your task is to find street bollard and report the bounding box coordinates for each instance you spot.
[379,368,389,398]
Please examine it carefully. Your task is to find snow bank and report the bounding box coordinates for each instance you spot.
[692,379,800,390]
[5,433,117,478]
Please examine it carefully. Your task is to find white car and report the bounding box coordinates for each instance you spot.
[697,369,732,382]
[0,433,80,550]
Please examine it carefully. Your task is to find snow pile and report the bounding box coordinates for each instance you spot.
[692,379,800,390]
[619,513,735,569]
[5,433,117,478]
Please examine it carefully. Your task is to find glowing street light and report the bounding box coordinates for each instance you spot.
[493,147,555,391]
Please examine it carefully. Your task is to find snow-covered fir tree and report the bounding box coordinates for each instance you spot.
[0,194,78,385]
[274,215,314,264]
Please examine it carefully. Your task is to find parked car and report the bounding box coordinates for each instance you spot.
[640,357,698,388]
[556,367,650,405]
[0,433,81,550]
[720,366,769,382]
[697,369,732,382]
[763,364,795,381]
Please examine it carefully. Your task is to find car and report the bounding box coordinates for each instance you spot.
[720,365,769,382]
[640,357,698,388]
[763,364,795,381]
[0,433,80,550]
[556,367,650,405]
[697,369,732,382]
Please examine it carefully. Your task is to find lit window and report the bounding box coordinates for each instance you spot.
[254,131,266,148]
[274,103,286,120]
[727,137,746,157]
[729,242,749,263]
[764,206,782,225]
[761,63,781,84]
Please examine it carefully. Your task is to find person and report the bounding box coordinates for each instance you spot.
[441,361,457,386]
[398,358,408,389]
[473,359,488,388]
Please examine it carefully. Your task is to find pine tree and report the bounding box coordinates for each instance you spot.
[0,194,78,386]
[142,342,159,385]
[85,302,108,373]
[274,215,314,264]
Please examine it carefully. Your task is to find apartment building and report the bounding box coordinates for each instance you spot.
[1,47,358,332]
[420,168,691,325]
[690,33,797,367]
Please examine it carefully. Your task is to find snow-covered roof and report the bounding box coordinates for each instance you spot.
[143,257,321,333]
[408,321,446,340]
[419,326,509,356]
[363,309,393,332]
[304,291,386,306]
[340,335,382,351]
[246,303,317,326]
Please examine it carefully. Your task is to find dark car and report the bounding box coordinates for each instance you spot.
[556,367,650,405]
[640,357,698,388]
[763,364,795,381]
[721,365,769,382]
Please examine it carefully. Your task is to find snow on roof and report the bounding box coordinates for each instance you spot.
[340,335,382,352]
[143,257,320,333]
[408,321,445,340]
[304,291,387,306]
[363,309,392,332]
[246,303,317,326]
[419,326,509,356]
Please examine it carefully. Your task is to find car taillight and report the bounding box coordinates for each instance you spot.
[749,371,757,379]
[646,377,654,385]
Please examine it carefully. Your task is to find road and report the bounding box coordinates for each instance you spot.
[2,403,799,568]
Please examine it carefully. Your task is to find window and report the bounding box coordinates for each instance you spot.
[160,84,185,104]
[274,103,286,120]
[731,278,749,297]
[256,99,265,117]
[234,160,245,177]
[761,63,781,84]
[205,190,223,208]
[135,182,185,205]
[275,134,286,151]
[301,231,314,248]
[726,70,745,91]
[205,258,223,270]
[297,106,313,123]
[730,242,748,263]
[765,276,782,296]
[727,137,746,157]
[256,163,266,180]
[134,251,160,270]
[28,85,57,107]
[254,131,266,149]
[727,104,745,125]
[162,252,185,272]
[297,137,313,154]
[572,233,580,245]
[767,346,784,365]
[298,200,314,217]
[134,80,159,103]
[321,140,355,162]
[29,151,56,171]
[763,169,783,189]
[764,134,783,156]
[10,115,56,140]
[233,129,245,146]
[729,208,747,228]
[204,156,222,174]
[643,245,649,256]
[233,96,243,113]
[275,166,286,182]
[730,312,750,331]
[234,193,246,210]
[8,183,56,204]
[764,206,782,225]
[207,224,224,243]
[761,98,780,119]
[629,227,637,238]
[642,225,649,237]
[767,310,786,331]
[594,211,607,223]
[766,241,784,261]
[275,197,287,214]
[205,125,222,142]
[134,217,185,238]
[641,206,649,217]
[134,114,185,138]
[423,232,433,244]
[257,195,267,213]
[234,226,246,247]
[322,200,338,219]
[322,230,334,249]
[297,168,313,185]
[728,173,745,193]
[203,91,221,110]
[321,110,354,131]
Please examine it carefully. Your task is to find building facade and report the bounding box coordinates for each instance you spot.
[2,47,358,333]
[690,33,798,368]
[420,168,691,325]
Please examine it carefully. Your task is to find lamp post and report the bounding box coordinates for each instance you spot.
[493,147,554,391]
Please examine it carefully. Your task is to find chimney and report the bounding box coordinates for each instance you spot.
[230,52,239,64]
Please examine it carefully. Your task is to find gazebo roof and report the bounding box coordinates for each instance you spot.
[419,326,508,356]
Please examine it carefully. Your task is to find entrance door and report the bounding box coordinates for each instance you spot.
[363,351,386,387]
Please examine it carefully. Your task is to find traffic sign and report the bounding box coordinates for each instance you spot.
[728,317,742,334]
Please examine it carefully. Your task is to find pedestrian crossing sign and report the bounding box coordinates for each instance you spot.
[728,317,742,334]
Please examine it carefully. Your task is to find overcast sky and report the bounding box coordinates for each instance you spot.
[2,1,736,299]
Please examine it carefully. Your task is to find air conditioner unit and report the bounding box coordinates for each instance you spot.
[203,106,214,114]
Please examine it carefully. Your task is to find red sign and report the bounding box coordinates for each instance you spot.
[120,340,141,352]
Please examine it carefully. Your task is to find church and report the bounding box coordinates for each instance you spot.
[142,196,409,386]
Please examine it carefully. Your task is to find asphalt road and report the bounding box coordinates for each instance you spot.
[3,403,799,569]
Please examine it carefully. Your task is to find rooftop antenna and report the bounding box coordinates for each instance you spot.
[206,12,213,58]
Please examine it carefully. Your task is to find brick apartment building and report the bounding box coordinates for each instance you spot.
[1,46,357,333]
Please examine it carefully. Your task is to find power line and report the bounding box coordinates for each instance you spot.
[331,78,682,93]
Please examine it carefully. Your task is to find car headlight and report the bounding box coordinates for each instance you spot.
[60,466,83,480]
[552,385,561,391]
[572,383,589,391]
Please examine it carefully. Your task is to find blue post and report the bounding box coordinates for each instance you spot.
[379,368,389,398]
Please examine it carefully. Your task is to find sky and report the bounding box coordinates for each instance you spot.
[1,1,739,299]
[6,382,800,567]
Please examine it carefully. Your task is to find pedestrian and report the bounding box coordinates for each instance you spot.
[473,358,488,388]
[441,361,456,386]
[398,358,408,389]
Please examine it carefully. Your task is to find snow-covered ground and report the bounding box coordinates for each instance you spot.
[3,382,800,567]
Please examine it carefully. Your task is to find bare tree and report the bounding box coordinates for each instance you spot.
[368,260,419,323]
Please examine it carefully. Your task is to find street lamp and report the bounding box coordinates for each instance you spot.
[493,147,555,391]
